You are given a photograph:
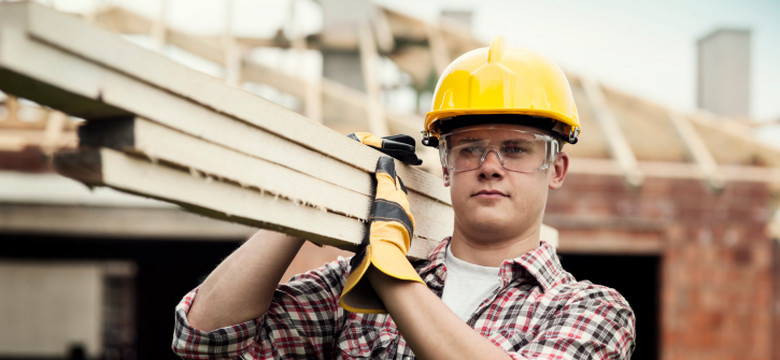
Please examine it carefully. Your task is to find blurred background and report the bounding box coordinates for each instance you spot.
[1,0,779,359]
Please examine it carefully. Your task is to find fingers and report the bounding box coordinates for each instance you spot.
[383,134,416,146]
[348,132,382,148]
[375,156,398,182]
[373,156,414,233]
[348,132,423,166]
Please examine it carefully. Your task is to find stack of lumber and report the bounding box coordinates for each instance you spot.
[0,2,556,259]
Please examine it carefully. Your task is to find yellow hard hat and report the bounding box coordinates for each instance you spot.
[423,36,581,146]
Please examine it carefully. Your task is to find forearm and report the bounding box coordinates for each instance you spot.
[368,269,511,360]
[187,229,305,332]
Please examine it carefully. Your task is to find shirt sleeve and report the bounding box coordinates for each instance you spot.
[253,259,349,358]
[509,286,636,360]
[171,287,260,360]
[171,258,351,360]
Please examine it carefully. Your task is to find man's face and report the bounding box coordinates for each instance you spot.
[441,123,568,242]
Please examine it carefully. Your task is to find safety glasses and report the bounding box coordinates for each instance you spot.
[439,127,559,173]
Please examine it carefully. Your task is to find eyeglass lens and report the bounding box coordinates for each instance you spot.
[444,130,552,173]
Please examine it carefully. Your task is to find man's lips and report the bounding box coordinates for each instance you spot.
[472,189,509,198]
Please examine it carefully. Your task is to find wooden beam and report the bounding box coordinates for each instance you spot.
[76,117,461,242]
[667,110,724,190]
[690,110,780,168]
[1,96,21,124]
[424,23,450,76]
[54,147,382,252]
[371,4,395,53]
[222,0,242,87]
[580,77,644,187]
[358,21,389,136]
[151,0,168,50]
[288,2,323,124]
[41,110,68,155]
[52,146,452,259]
[86,5,418,137]
[0,203,255,240]
[570,157,780,186]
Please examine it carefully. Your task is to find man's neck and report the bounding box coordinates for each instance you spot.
[449,228,541,267]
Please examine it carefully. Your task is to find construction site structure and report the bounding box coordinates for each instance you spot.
[1,1,779,360]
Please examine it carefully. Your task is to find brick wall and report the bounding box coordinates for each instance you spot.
[547,174,773,360]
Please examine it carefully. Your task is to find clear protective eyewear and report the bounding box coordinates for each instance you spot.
[439,127,560,173]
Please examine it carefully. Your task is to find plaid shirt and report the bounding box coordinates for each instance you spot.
[173,239,636,359]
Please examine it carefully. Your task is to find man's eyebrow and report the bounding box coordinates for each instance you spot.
[455,136,483,143]
[502,137,534,143]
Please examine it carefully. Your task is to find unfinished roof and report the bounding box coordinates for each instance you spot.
[2,2,778,190]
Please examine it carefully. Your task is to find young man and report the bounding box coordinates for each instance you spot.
[172,37,636,359]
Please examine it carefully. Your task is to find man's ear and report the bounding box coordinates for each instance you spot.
[442,166,451,187]
[549,152,569,190]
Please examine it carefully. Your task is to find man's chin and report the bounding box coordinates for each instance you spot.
[463,216,517,235]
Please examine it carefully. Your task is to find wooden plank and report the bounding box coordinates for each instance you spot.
[76,117,455,254]
[0,69,130,121]
[22,2,447,199]
[54,147,366,247]
[0,3,448,203]
[78,117,372,220]
[53,147,442,259]
[581,77,644,187]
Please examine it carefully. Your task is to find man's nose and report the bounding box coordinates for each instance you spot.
[478,149,505,177]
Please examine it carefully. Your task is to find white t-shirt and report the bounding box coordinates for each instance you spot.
[441,244,501,322]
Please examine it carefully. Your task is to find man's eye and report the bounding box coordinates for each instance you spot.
[459,144,484,156]
[502,142,529,155]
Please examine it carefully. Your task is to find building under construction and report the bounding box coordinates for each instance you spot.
[1,1,779,359]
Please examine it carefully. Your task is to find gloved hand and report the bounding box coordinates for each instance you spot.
[348,132,423,166]
[339,156,424,313]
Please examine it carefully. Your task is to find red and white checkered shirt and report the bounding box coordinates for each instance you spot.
[172,239,636,359]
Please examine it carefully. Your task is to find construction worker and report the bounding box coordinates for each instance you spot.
[172,37,636,359]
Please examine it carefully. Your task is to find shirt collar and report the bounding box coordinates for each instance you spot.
[419,237,449,275]
[420,238,570,292]
[502,241,570,291]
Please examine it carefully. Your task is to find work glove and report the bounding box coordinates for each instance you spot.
[340,156,425,313]
[348,132,423,166]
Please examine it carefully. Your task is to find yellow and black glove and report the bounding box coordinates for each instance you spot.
[339,156,424,313]
[348,132,423,166]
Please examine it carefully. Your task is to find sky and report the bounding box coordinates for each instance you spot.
[48,0,780,126]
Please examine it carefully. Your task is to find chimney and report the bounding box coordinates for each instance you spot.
[696,28,751,118]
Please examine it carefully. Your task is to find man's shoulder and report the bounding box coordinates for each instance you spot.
[551,276,632,310]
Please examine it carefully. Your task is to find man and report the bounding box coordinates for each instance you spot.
[172,37,636,359]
